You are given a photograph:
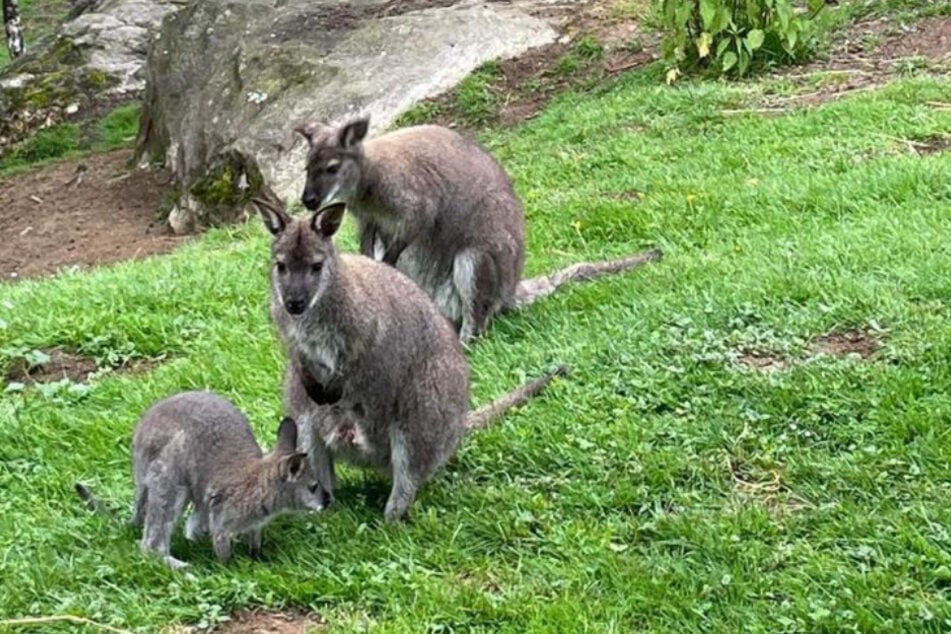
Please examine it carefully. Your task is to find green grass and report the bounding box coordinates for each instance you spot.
[1,65,950,633]
[0,0,71,69]
[0,103,141,176]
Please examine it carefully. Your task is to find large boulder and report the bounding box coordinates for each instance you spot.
[0,0,182,150]
[134,0,558,233]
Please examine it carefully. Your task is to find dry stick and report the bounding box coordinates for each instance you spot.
[0,615,135,634]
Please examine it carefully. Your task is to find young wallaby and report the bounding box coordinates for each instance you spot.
[254,192,566,521]
[75,391,329,569]
[295,116,663,341]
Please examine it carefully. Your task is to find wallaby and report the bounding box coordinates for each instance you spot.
[254,192,567,521]
[296,116,663,342]
[75,391,330,569]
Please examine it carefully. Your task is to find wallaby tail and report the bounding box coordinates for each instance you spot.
[512,248,663,309]
[74,482,118,519]
[466,365,569,431]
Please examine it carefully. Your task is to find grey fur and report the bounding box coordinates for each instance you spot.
[76,391,329,569]
[255,193,565,521]
[296,117,662,341]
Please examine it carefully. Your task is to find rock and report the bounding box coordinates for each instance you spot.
[0,0,182,150]
[135,0,557,231]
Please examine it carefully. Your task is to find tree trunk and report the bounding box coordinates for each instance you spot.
[3,0,25,60]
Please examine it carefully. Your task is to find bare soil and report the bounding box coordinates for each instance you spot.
[773,16,951,107]
[810,329,880,359]
[737,329,881,373]
[4,347,161,384]
[0,149,187,281]
[208,610,325,634]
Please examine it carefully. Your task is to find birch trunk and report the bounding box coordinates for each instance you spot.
[3,0,25,60]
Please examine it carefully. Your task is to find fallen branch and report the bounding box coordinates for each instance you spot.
[0,615,134,634]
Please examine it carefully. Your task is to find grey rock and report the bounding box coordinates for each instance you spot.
[135,0,557,231]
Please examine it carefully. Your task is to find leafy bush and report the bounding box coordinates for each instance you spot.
[656,0,827,79]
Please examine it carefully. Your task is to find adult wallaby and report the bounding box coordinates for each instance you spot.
[75,391,330,569]
[254,192,567,521]
[296,116,662,341]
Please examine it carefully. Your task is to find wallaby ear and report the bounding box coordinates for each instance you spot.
[252,190,291,236]
[275,417,298,454]
[338,117,369,148]
[311,202,346,238]
[293,120,321,146]
[280,452,309,481]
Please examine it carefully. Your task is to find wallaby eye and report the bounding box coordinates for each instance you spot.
[308,483,319,494]
[325,162,340,175]
[311,262,323,274]
[276,261,287,273]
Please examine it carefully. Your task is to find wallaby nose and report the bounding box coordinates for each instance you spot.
[320,487,333,509]
[301,191,320,210]
[285,298,307,314]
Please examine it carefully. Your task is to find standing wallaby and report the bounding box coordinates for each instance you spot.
[296,117,662,342]
[254,192,567,521]
[75,391,330,569]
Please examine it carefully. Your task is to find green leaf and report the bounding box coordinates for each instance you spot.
[700,0,717,29]
[738,49,751,75]
[4,382,25,394]
[717,37,732,57]
[722,50,738,71]
[746,29,765,51]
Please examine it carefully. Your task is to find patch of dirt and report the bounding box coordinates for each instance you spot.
[209,610,325,634]
[4,347,161,384]
[810,329,880,359]
[737,329,881,373]
[878,16,951,61]
[0,149,189,281]
[737,352,792,374]
[410,0,658,129]
[905,134,951,155]
[769,16,951,107]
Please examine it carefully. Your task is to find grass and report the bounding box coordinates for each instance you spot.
[1,54,951,634]
[0,102,141,176]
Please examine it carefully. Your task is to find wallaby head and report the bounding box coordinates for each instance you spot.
[253,190,347,316]
[296,117,369,211]
[209,417,327,537]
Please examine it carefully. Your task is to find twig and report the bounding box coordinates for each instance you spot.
[28,195,42,204]
[0,615,134,634]
[607,58,647,74]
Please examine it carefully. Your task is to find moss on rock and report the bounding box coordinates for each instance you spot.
[187,151,265,226]
[0,36,120,148]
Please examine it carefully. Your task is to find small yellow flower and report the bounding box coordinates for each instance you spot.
[572,219,582,232]
[686,194,698,204]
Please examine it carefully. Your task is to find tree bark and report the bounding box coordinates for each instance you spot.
[3,0,25,60]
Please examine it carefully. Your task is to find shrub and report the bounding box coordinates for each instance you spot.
[656,0,827,79]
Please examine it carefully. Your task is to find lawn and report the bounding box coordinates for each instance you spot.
[1,60,950,633]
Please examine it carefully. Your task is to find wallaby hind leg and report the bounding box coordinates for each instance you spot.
[140,479,189,569]
[455,249,502,342]
[383,429,421,522]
